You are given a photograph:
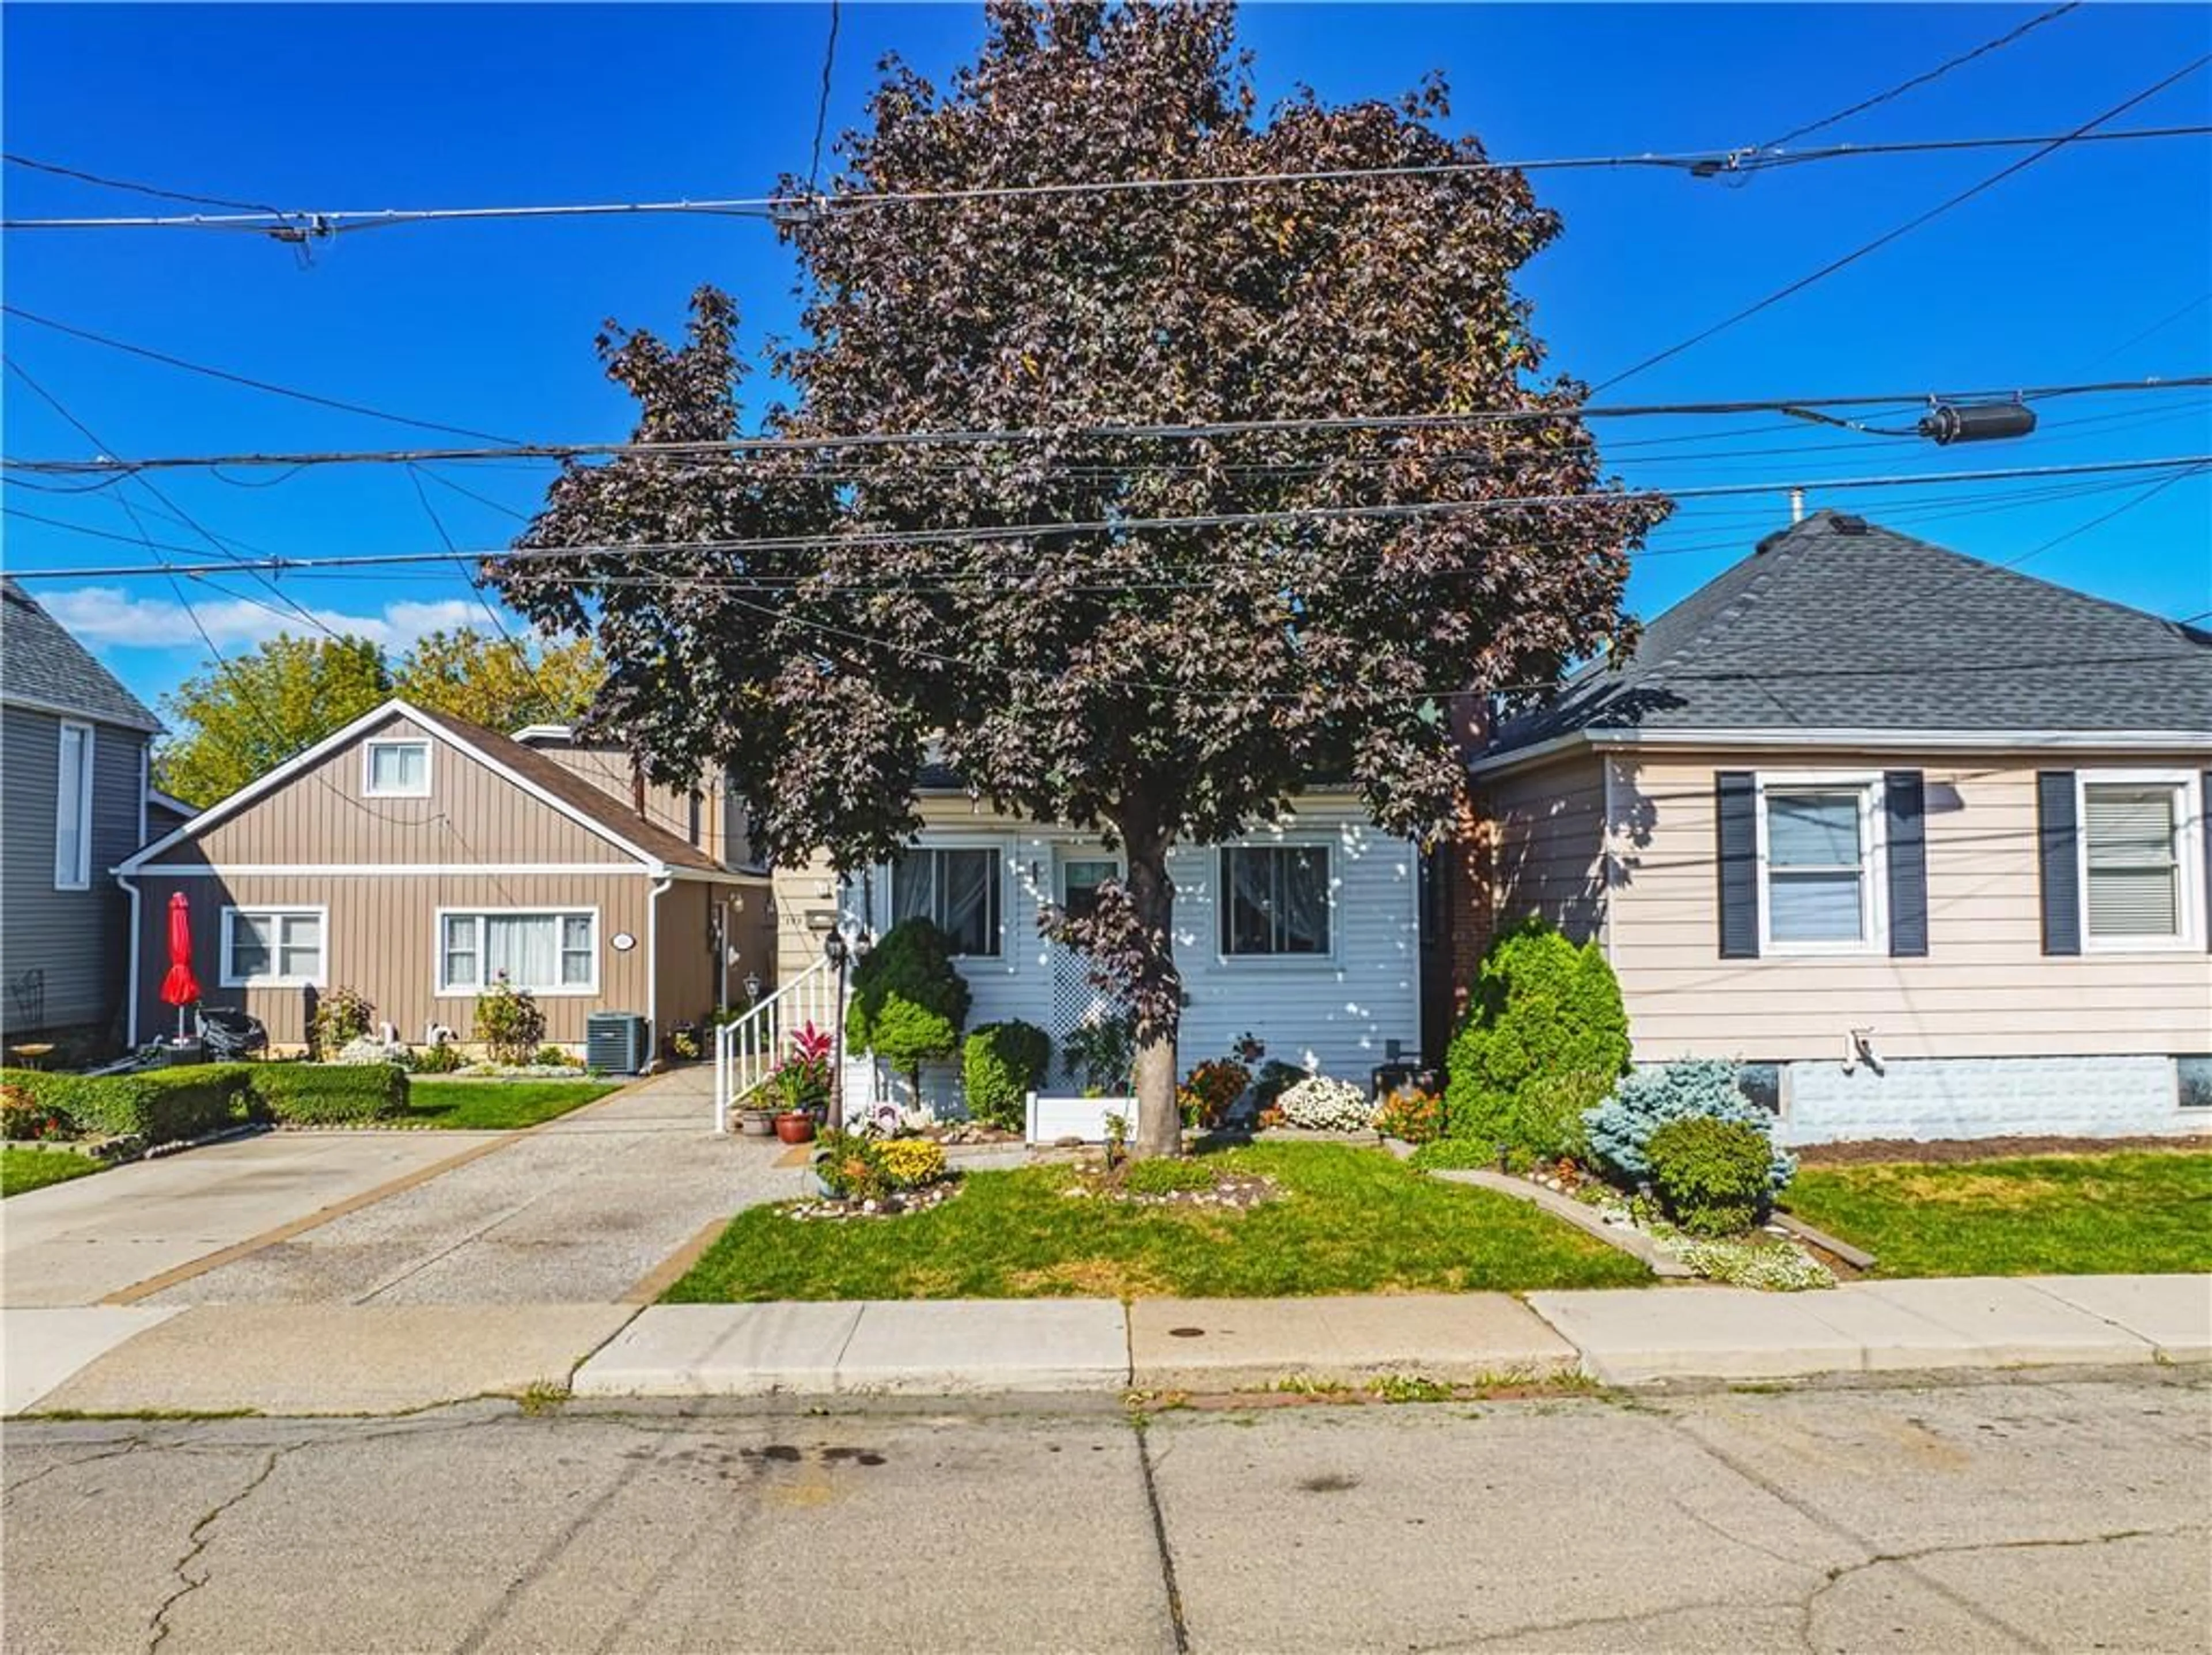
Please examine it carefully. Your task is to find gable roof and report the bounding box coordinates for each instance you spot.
[403,703,725,872]
[0,580,161,733]
[1485,511,2212,760]
[118,696,726,874]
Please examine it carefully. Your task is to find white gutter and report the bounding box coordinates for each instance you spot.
[1467,725,2212,779]
[118,873,141,1046]
[645,868,673,1069]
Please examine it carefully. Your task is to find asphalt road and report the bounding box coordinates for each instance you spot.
[4,1371,2205,1654]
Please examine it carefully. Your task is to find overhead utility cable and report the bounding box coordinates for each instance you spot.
[4,126,2207,234]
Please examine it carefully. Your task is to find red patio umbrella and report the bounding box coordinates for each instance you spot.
[158,891,201,1041]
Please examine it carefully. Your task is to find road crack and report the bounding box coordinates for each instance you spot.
[145,1444,296,1654]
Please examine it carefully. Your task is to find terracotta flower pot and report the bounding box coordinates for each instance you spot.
[774,1112,817,1145]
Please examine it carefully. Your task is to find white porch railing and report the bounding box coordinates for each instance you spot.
[713,959,837,1133]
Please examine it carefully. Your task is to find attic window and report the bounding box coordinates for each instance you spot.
[364,739,431,797]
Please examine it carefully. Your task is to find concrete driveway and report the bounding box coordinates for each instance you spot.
[1,1129,505,1308]
[137,1069,803,1307]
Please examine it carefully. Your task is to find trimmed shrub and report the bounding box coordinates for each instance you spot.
[1444,919,1629,1156]
[310,986,375,1058]
[1121,1156,1214,1195]
[1,1065,249,1146]
[1583,1059,1794,1195]
[474,979,547,1066]
[877,1138,948,1190]
[1511,1069,1612,1165]
[1647,1116,1776,1238]
[962,1020,1052,1131]
[249,1062,409,1125]
[1277,1075,1373,1131]
[1177,1059,1252,1129]
[846,920,972,1099]
[814,1130,892,1202]
[408,1042,465,1074]
[1373,1088,1444,1145]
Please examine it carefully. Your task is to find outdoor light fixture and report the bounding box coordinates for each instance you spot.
[743,973,762,1004]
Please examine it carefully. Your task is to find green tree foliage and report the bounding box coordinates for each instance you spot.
[491,3,1669,1156]
[1445,919,1630,1155]
[391,628,603,732]
[154,628,604,808]
[1646,1116,1776,1237]
[845,920,974,1103]
[155,636,390,807]
[962,1020,1053,1131]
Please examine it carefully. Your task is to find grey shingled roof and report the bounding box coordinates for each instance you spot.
[1488,511,2212,753]
[0,579,162,732]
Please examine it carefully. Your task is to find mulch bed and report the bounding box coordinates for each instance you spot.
[1795,1134,2212,1166]
[787,1176,964,1221]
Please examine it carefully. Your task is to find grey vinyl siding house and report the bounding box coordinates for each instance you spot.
[1,580,162,1047]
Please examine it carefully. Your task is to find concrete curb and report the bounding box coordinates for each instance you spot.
[1430,1168,1695,1278]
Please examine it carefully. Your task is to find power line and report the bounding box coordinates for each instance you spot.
[8,376,2206,476]
[5,126,2207,235]
[1596,54,2212,392]
[807,0,841,197]
[2080,289,2212,370]
[2,305,522,444]
[1759,2,2082,152]
[7,453,2206,581]
[1,150,285,215]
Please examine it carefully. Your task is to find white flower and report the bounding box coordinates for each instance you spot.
[1277,1075,1373,1131]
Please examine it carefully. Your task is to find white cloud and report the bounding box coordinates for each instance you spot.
[40,586,486,654]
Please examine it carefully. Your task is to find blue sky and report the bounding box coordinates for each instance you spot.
[5,2,2208,715]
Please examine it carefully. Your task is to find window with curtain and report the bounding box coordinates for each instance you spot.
[364,739,430,797]
[54,721,93,889]
[891,848,1001,956]
[2082,783,2182,940]
[440,911,597,991]
[224,909,323,984]
[1762,786,1872,945]
[1219,845,1332,957]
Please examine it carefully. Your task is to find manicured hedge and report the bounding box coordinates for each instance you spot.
[248,1062,409,1124]
[0,1065,252,1146]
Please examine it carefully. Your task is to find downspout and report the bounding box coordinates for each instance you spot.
[118,872,141,1047]
[645,867,672,1070]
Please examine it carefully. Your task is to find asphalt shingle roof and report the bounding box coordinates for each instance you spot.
[0,580,162,733]
[1488,511,2212,753]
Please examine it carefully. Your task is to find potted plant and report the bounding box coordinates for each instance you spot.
[774,1109,817,1145]
[737,1086,778,1137]
[765,1022,832,1143]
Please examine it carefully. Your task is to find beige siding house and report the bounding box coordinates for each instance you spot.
[115,699,771,1064]
[1467,512,2212,1145]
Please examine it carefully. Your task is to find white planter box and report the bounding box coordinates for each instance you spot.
[1025,1093,1136,1145]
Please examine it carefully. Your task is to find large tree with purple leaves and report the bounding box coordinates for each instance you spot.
[492,1,1666,1157]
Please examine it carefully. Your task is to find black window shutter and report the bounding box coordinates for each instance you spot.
[2036,771,2080,956]
[1715,771,1759,959]
[1884,770,1929,957]
[2203,774,2211,953]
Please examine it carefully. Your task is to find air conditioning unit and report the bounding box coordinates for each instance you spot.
[585,1012,650,1076]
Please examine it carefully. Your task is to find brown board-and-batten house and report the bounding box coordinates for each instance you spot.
[115,698,772,1061]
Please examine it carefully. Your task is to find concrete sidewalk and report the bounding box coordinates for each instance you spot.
[7,1275,2207,1415]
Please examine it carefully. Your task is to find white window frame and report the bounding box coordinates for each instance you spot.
[1754,771,1888,957]
[2076,769,2202,955]
[1057,849,1123,925]
[434,906,602,997]
[53,719,94,890]
[219,904,328,989]
[362,738,433,798]
[1216,839,1340,965]
[887,840,1007,960]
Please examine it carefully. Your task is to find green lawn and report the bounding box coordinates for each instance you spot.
[1785,1149,2212,1277]
[666,1142,1650,1302]
[2,1147,108,1199]
[399,1079,620,1131]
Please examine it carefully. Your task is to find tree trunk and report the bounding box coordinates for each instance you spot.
[1120,830,1183,1160]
